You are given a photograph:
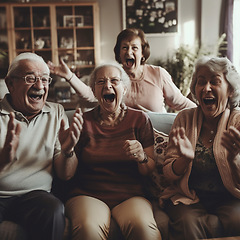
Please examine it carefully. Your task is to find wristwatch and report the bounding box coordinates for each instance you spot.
[138,152,148,164]
[61,149,74,158]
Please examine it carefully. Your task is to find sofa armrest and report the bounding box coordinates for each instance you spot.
[147,112,177,134]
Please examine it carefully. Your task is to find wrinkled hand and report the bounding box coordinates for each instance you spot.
[170,127,194,160]
[222,126,240,158]
[1,112,21,167]
[123,140,145,162]
[59,108,83,153]
[47,57,72,80]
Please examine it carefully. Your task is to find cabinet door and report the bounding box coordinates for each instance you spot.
[55,4,96,77]
[12,5,52,63]
[0,6,9,78]
[13,6,32,51]
[32,6,52,62]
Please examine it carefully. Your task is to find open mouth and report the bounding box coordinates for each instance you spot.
[29,93,43,101]
[126,58,134,67]
[203,97,215,105]
[28,90,44,101]
[103,93,115,103]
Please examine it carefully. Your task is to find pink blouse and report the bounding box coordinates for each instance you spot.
[124,64,196,113]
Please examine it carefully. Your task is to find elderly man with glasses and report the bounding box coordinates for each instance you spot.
[0,52,83,240]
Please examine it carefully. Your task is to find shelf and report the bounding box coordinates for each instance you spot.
[0,2,100,80]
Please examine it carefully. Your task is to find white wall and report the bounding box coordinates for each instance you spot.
[97,0,202,63]
[201,0,222,50]
[95,0,222,64]
[25,0,223,64]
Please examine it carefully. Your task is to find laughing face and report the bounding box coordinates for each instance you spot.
[119,36,143,73]
[195,66,232,119]
[6,59,49,117]
[93,66,126,114]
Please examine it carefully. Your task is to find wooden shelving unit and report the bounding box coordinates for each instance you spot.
[0,2,100,78]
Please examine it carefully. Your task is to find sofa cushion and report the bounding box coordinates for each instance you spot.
[154,129,168,165]
[146,129,171,199]
[147,112,176,134]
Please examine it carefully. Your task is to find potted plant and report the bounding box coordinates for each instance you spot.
[154,34,227,97]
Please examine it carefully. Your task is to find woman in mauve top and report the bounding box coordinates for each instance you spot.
[48,28,196,113]
[64,63,162,240]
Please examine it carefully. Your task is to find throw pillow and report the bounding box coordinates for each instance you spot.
[154,129,169,165]
[147,129,170,199]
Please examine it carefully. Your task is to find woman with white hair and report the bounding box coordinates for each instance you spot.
[160,56,240,239]
[63,62,162,240]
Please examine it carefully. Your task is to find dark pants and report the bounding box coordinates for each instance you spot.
[164,193,240,240]
[0,190,65,240]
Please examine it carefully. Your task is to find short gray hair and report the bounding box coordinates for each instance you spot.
[6,52,49,78]
[89,62,130,91]
[190,56,240,108]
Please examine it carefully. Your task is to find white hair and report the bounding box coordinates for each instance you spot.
[89,62,130,91]
[190,56,240,108]
[6,52,49,77]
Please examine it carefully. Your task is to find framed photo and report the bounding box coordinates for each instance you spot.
[75,15,84,27]
[64,15,74,27]
[122,0,178,36]
[63,15,84,27]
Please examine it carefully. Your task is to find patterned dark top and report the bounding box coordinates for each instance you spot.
[189,138,229,195]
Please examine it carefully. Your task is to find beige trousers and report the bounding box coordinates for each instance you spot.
[65,196,161,240]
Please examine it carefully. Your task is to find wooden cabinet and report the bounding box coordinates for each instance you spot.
[0,2,100,78]
[0,5,10,78]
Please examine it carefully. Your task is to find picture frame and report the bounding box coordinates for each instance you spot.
[122,0,178,36]
[63,15,84,27]
[75,15,84,27]
[64,15,74,27]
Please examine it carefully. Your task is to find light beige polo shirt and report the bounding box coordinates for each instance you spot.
[0,94,68,198]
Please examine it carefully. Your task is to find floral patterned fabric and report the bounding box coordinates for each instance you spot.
[147,129,170,198]
[189,139,229,194]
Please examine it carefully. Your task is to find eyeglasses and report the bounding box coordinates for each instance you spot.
[12,74,52,85]
[95,77,122,86]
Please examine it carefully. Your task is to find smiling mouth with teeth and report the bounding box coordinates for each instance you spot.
[203,98,215,105]
[29,93,43,100]
[103,93,115,102]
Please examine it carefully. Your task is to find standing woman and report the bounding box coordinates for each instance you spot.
[64,62,162,240]
[161,56,240,239]
[48,28,196,113]
[114,28,196,112]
